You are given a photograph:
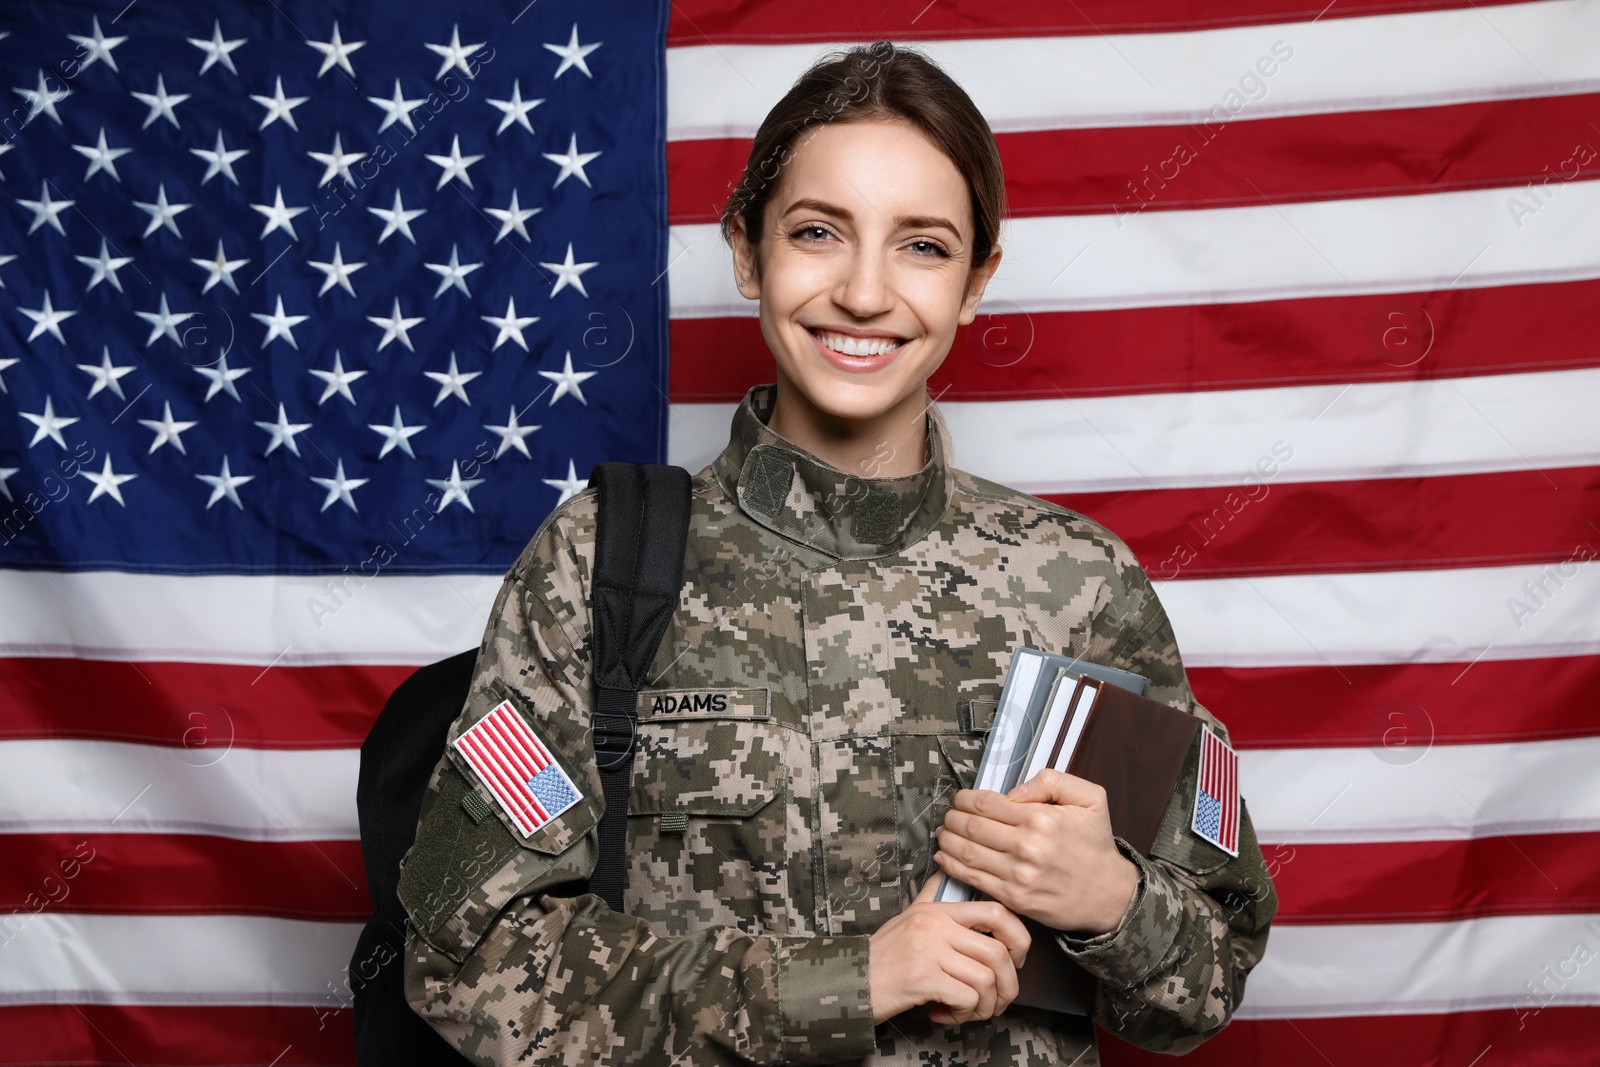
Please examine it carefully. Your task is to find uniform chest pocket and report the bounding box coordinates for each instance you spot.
[890,728,988,910]
[624,687,791,935]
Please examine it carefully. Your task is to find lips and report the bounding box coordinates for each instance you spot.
[807,327,906,357]
[806,326,908,372]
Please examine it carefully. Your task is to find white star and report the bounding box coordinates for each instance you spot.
[482,296,539,352]
[368,406,426,460]
[0,356,17,394]
[21,396,80,449]
[77,346,136,400]
[250,76,309,131]
[194,352,252,403]
[197,457,254,510]
[308,242,366,297]
[308,21,365,78]
[540,242,599,298]
[192,239,248,295]
[423,352,481,407]
[17,182,74,236]
[543,458,589,506]
[252,295,310,349]
[486,189,540,244]
[309,351,366,406]
[191,129,248,185]
[425,135,483,190]
[0,144,10,180]
[308,133,366,187]
[539,350,599,405]
[254,402,313,457]
[189,19,245,76]
[427,461,487,513]
[136,400,198,454]
[425,24,485,80]
[311,459,369,513]
[77,237,135,293]
[367,298,424,352]
[131,74,189,129]
[368,189,425,244]
[544,25,601,79]
[72,126,132,183]
[81,455,137,506]
[488,79,543,135]
[0,465,17,502]
[0,253,13,287]
[544,132,601,189]
[19,291,77,343]
[423,243,482,298]
[484,405,541,459]
[67,16,128,73]
[368,78,425,135]
[133,183,191,238]
[250,185,307,241]
[135,293,194,348]
[14,71,70,125]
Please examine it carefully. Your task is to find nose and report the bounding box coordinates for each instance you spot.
[833,244,893,319]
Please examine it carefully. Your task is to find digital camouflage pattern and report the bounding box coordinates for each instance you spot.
[400,381,1278,1065]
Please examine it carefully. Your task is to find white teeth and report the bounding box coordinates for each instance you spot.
[812,329,904,358]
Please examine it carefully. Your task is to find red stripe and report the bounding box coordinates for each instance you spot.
[1052,464,1600,579]
[0,834,368,920]
[669,278,1600,402]
[0,1003,354,1066]
[489,705,551,775]
[463,727,542,830]
[669,0,1518,43]
[457,731,540,832]
[1101,1005,1600,1067]
[480,714,551,822]
[671,96,1600,223]
[1189,656,1600,750]
[1270,832,1600,925]
[1225,742,1239,851]
[0,658,412,748]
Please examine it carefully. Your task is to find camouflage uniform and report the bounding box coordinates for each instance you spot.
[400,381,1278,1065]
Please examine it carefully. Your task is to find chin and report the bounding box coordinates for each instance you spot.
[787,365,920,423]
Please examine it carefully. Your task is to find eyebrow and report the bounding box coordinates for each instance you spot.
[779,197,962,239]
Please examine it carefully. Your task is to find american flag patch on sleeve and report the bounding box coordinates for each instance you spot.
[1190,724,1240,857]
[453,700,583,838]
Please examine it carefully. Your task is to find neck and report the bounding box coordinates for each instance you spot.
[766,370,932,480]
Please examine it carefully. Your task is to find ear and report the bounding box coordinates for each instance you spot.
[730,216,762,300]
[956,246,1003,326]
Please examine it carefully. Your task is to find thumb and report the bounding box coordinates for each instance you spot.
[914,872,946,904]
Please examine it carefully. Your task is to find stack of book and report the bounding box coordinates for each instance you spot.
[935,647,1204,1014]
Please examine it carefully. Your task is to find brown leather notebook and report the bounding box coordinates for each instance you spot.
[1008,678,1203,1015]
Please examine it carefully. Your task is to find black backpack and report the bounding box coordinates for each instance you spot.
[351,461,692,1065]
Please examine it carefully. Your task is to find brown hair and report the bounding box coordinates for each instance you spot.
[719,40,1007,291]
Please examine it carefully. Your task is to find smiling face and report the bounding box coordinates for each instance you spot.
[730,116,1002,462]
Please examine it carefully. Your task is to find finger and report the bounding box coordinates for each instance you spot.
[1010,769,1106,811]
[941,807,1025,855]
[951,788,1032,826]
[936,825,1012,884]
[943,900,1032,968]
[933,848,1001,905]
[928,959,984,1022]
[939,947,997,1021]
[945,923,1020,1008]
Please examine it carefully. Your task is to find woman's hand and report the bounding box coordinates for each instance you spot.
[933,769,1141,936]
[868,874,1032,1026]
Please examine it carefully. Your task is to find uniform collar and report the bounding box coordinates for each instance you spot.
[712,382,952,560]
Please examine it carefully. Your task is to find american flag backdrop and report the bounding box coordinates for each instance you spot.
[2,0,1598,1063]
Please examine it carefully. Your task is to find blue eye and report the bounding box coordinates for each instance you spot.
[909,239,950,258]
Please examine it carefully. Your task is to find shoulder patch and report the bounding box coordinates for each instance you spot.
[454,700,583,838]
[1190,725,1240,857]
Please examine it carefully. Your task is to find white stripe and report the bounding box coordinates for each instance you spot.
[670,367,1600,494]
[7,908,1597,1016]
[0,913,362,1007]
[0,569,501,665]
[1159,559,1600,667]
[668,0,1600,138]
[1243,735,1600,845]
[1238,913,1600,1018]
[0,740,359,841]
[668,177,1600,316]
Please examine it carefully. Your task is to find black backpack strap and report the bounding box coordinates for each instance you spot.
[586,461,692,912]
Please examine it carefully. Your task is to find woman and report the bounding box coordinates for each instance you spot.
[402,40,1277,1066]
